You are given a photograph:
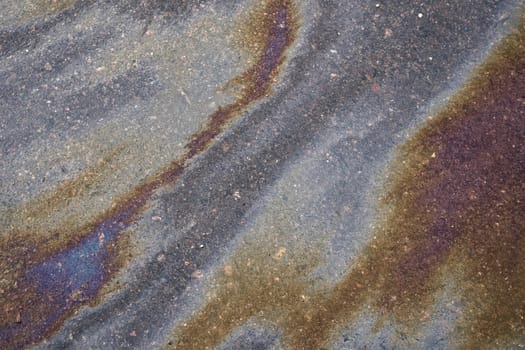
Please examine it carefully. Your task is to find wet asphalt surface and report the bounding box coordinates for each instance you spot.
[1,1,524,349]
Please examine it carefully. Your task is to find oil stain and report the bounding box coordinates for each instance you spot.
[20,0,76,22]
[167,11,524,350]
[187,0,298,157]
[0,0,298,348]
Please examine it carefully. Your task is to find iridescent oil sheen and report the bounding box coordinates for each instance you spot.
[167,11,524,350]
[0,0,298,348]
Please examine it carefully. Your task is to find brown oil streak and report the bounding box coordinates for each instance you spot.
[168,11,525,350]
[186,0,298,157]
[0,0,298,348]
[2,145,125,243]
[282,13,525,348]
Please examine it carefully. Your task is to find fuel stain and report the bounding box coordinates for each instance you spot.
[187,0,298,157]
[167,11,524,350]
[0,0,298,348]
[23,0,76,20]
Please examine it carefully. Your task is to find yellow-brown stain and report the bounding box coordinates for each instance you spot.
[168,233,324,350]
[22,0,76,20]
[167,10,525,350]
[2,145,125,245]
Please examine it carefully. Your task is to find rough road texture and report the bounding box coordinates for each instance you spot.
[1,1,524,349]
